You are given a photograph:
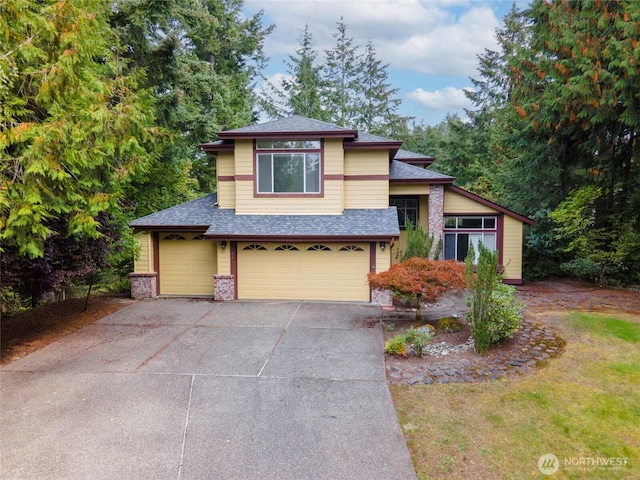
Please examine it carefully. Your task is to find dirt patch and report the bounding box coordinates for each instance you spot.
[1,295,134,366]
[383,280,640,384]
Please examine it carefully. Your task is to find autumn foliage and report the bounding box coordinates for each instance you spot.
[368,258,466,303]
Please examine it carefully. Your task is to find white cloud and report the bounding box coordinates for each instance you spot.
[407,86,473,113]
[247,0,500,78]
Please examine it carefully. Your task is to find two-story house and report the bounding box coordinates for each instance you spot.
[130,116,534,302]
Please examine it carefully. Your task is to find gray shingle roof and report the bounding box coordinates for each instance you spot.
[219,115,357,137]
[130,194,218,228]
[204,208,399,239]
[130,194,399,238]
[393,149,435,162]
[389,160,454,183]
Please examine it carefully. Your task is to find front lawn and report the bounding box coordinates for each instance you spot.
[391,311,639,479]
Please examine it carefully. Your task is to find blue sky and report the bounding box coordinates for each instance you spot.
[244,0,530,126]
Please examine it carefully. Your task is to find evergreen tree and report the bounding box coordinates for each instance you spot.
[259,25,326,120]
[111,0,272,201]
[1,0,158,258]
[323,18,362,127]
[357,40,405,136]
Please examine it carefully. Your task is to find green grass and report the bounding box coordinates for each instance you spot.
[391,312,640,479]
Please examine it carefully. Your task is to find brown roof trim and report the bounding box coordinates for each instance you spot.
[447,186,536,225]
[396,158,435,166]
[132,226,210,233]
[200,142,234,153]
[218,130,357,140]
[343,140,402,150]
[203,234,399,242]
[390,177,454,185]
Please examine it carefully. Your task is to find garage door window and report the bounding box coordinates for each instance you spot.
[307,245,331,251]
[275,244,299,251]
[243,244,267,250]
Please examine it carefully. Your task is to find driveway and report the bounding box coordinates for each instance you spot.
[0,299,416,480]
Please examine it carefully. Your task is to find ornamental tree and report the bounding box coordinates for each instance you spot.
[368,258,466,318]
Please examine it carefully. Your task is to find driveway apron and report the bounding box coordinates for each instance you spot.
[1,299,416,480]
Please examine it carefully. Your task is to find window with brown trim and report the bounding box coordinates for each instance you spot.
[256,139,321,194]
[444,216,497,261]
[390,196,419,229]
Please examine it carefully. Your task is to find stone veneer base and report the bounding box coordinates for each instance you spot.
[214,274,235,301]
[129,273,157,299]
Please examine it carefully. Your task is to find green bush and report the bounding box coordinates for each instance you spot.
[385,326,434,356]
[436,316,463,333]
[404,327,434,356]
[486,283,524,343]
[384,335,408,356]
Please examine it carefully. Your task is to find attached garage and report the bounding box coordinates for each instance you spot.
[237,242,371,301]
[159,233,217,295]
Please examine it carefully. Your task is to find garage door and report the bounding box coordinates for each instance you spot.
[237,242,370,301]
[159,233,217,295]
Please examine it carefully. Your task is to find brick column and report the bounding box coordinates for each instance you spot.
[129,273,157,299]
[213,274,235,301]
[428,185,445,259]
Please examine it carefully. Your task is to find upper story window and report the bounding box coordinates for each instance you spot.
[256,139,321,194]
[390,196,419,229]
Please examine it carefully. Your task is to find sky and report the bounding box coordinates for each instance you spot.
[244,0,530,126]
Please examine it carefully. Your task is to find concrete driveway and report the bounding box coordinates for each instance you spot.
[1,299,416,480]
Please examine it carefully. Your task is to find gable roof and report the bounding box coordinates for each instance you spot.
[389,160,454,184]
[447,186,536,226]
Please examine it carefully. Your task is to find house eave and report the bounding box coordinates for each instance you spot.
[217,130,358,140]
[447,185,537,226]
[390,178,455,185]
[203,234,399,242]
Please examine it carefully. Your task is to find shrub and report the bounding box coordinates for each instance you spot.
[384,335,408,356]
[437,316,463,333]
[486,283,524,343]
[465,243,499,354]
[384,326,434,356]
[404,327,434,356]
[369,258,466,320]
[402,220,442,260]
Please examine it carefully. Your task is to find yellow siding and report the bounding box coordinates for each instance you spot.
[217,243,231,275]
[133,232,153,273]
[324,139,344,175]
[389,184,431,196]
[344,150,388,175]
[216,152,235,209]
[502,216,523,281]
[344,180,389,208]
[159,233,217,296]
[235,181,344,214]
[444,190,497,214]
[233,139,254,175]
[375,244,391,273]
[237,242,370,301]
